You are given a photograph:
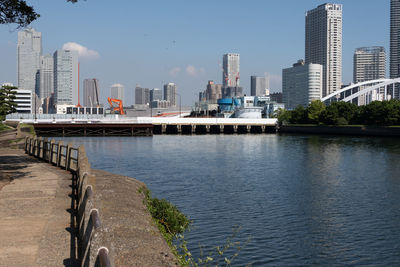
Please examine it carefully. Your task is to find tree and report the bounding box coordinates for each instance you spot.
[307,100,325,124]
[276,108,291,126]
[290,105,307,124]
[0,0,78,28]
[0,85,18,120]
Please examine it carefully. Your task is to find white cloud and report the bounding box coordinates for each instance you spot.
[62,42,100,59]
[169,67,181,77]
[185,65,205,77]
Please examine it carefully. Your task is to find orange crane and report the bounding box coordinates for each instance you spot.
[107,97,125,115]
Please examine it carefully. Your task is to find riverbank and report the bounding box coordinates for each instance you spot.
[278,124,400,136]
[0,129,179,266]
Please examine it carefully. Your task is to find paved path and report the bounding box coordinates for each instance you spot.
[0,148,76,266]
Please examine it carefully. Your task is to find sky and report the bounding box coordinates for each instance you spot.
[0,0,390,105]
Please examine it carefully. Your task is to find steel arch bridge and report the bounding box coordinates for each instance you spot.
[321,78,400,105]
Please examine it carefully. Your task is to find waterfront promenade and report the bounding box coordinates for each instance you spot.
[0,147,72,266]
[0,128,178,266]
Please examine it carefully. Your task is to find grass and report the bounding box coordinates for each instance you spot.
[19,123,35,135]
[0,123,12,132]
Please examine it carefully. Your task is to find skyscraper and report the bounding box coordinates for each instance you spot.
[53,49,78,105]
[305,3,342,97]
[222,53,240,89]
[164,83,177,107]
[83,78,100,107]
[39,54,54,99]
[282,60,323,110]
[353,47,386,83]
[110,84,124,102]
[17,28,42,92]
[135,86,150,105]
[391,0,400,98]
[150,88,162,102]
[250,76,269,96]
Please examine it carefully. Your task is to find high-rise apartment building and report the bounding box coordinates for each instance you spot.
[150,88,162,102]
[163,83,177,107]
[354,47,386,83]
[53,49,78,105]
[282,60,323,110]
[83,79,100,107]
[391,0,400,98]
[222,53,240,88]
[17,28,42,92]
[110,84,124,102]
[135,86,150,105]
[305,3,342,97]
[38,54,54,99]
[250,76,269,96]
[205,80,222,104]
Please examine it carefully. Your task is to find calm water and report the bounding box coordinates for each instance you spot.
[62,135,400,266]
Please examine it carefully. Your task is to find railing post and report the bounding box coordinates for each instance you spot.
[37,137,43,159]
[66,142,73,170]
[43,138,48,160]
[50,139,55,164]
[57,141,64,167]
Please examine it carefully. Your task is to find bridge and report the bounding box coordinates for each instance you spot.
[6,115,278,136]
[321,78,400,105]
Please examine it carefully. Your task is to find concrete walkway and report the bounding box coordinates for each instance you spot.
[0,148,76,266]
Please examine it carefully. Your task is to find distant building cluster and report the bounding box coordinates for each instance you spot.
[282,1,400,109]
[13,28,103,115]
[134,83,177,109]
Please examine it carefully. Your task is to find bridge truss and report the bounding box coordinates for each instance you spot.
[321,78,400,105]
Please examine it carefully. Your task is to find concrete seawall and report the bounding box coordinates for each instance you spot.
[278,125,400,137]
[1,134,178,266]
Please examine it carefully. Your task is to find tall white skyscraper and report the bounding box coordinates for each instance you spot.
[39,54,54,99]
[17,28,42,92]
[163,83,177,107]
[110,84,125,102]
[83,78,100,107]
[54,49,78,105]
[282,60,323,110]
[305,3,342,97]
[353,47,386,83]
[222,53,240,88]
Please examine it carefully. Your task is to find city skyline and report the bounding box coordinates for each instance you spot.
[0,0,390,105]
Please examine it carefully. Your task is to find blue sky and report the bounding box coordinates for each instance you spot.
[0,0,390,105]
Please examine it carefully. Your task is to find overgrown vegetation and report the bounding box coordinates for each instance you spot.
[19,123,35,136]
[0,123,12,132]
[139,187,251,266]
[278,100,400,126]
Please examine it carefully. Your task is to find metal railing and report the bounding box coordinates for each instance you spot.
[24,137,113,267]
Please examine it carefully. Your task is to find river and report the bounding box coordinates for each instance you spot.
[61,134,400,266]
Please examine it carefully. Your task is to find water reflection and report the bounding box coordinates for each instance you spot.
[61,135,400,266]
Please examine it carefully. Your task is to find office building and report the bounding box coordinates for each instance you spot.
[135,86,150,105]
[251,76,269,96]
[206,80,222,104]
[38,54,54,99]
[53,49,78,105]
[305,3,342,97]
[282,60,323,110]
[163,83,177,107]
[17,28,42,92]
[110,84,124,102]
[222,53,240,89]
[391,0,400,98]
[354,47,386,83]
[83,78,100,107]
[150,88,162,102]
